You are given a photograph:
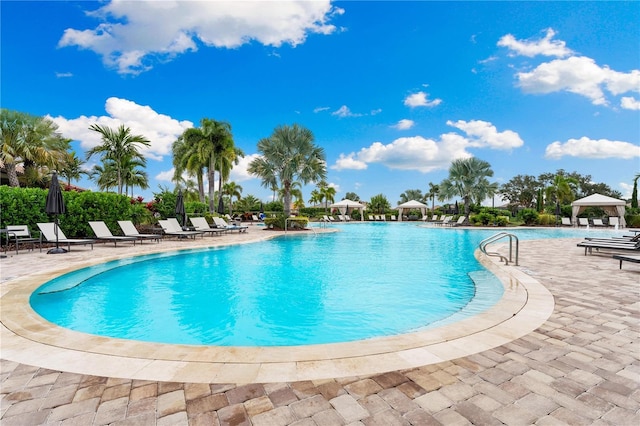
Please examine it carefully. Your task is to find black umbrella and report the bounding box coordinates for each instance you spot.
[454,201,459,215]
[217,196,225,215]
[259,202,264,213]
[45,172,67,254]
[555,202,561,227]
[175,190,186,228]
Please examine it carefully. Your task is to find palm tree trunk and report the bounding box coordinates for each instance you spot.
[208,168,215,213]
[6,163,20,187]
[197,174,205,203]
[283,181,292,217]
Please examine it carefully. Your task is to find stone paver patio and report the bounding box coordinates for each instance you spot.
[1,226,639,425]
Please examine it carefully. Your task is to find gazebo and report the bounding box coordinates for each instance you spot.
[571,193,626,227]
[329,199,365,221]
[397,200,428,222]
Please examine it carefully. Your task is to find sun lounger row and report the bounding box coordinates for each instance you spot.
[577,235,640,255]
[563,217,623,227]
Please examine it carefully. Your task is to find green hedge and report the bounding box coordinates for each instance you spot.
[0,186,153,240]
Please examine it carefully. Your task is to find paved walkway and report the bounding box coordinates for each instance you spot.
[1,232,639,425]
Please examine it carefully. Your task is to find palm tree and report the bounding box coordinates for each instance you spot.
[369,193,391,214]
[344,192,360,201]
[1,109,70,187]
[438,157,496,217]
[222,181,243,215]
[87,124,150,195]
[89,161,118,192]
[172,132,206,203]
[545,174,578,207]
[427,182,439,211]
[216,144,245,211]
[120,156,149,197]
[308,189,322,207]
[317,180,336,212]
[59,151,88,187]
[399,189,425,204]
[248,124,326,217]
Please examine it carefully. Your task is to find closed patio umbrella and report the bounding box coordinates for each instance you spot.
[175,190,186,228]
[45,172,67,254]
[217,197,225,215]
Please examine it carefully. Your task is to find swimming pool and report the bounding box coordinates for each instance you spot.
[30,224,614,347]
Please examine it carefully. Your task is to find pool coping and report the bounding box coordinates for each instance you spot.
[0,230,555,384]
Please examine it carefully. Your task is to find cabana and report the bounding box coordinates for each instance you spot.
[329,199,365,221]
[397,200,428,222]
[571,193,626,228]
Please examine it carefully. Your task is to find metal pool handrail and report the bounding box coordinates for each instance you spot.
[479,232,519,265]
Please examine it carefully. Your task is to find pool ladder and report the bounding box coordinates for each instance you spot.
[479,232,519,266]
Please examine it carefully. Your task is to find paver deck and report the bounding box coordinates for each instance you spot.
[1,225,639,425]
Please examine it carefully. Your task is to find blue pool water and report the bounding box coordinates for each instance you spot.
[30,224,617,346]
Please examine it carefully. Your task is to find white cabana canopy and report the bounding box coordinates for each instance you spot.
[329,199,365,221]
[397,200,428,222]
[571,193,626,227]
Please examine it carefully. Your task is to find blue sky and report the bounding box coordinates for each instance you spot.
[2,0,639,205]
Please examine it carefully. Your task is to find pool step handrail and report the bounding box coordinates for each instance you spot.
[479,232,519,265]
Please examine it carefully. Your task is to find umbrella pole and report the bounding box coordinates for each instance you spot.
[47,216,68,254]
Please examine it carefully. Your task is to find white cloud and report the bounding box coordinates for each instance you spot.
[156,168,175,182]
[58,0,342,75]
[313,106,330,113]
[331,105,362,118]
[498,28,573,58]
[619,182,633,199]
[516,56,640,106]
[446,120,524,149]
[331,153,368,170]
[403,91,442,108]
[55,72,73,78]
[328,182,341,193]
[545,137,640,160]
[370,108,382,115]
[621,96,640,110]
[332,120,523,172]
[230,153,262,182]
[392,119,415,130]
[48,97,193,161]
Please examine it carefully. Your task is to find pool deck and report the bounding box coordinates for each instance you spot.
[1,225,639,425]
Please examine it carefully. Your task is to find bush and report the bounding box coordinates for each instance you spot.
[518,208,539,225]
[538,213,556,226]
[0,186,148,239]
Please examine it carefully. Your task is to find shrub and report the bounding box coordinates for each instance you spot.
[518,208,539,225]
[537,213,556,226]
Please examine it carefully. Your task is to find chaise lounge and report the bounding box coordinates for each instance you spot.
[189,217,227,236]
[37,222,94,252]
[117,220,162,243]
[612,254,640,269]
[89,221,138,246]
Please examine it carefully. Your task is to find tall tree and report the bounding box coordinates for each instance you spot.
[344,192,360,201]
[499,174,540,208]
[222,181,243,215]
[399,189,425,204]
[216,144,245,211]
[545,174,578,207]
[59,151,88,187]
[1,109,69,187]
[172,131,206,203]
[632,174,639,208]
[427,182,439,211]
[248,124,326,217]
[369,193,391,214]
[438,157,496,217]
[87,124,150,195]
[317,180,336,211]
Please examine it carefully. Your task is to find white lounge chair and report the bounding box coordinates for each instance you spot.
[158,219,204,239]
[561,217,572,226]
[609,217,620,228]
[89,221,138,246]
[189,217,226,236]
[117,220,162,243]
[592,218,605,227]
[212,217,248,233]
[37,222,94,252]
[578,218,590,227]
